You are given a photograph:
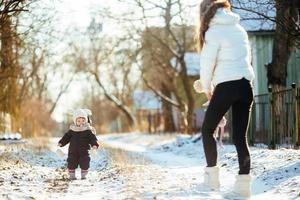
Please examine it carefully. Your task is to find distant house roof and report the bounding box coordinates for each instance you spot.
[170,52,200,76]
[133,90,161,110]
[231,0,275,31]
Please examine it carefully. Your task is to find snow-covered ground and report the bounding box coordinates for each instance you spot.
[100,133,300,200]
[0,133,299,200]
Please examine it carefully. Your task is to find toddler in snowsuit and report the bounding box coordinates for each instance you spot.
[58,108,99,180]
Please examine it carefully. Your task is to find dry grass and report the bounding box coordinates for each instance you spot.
[0,136,50,170]
[25,136,50,152]
[0,136,50,155]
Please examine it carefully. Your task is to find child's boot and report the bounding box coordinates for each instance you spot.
[68,169,76,180]
[204,166,220,190]
[81,169,88,180]
[234,174,251,198]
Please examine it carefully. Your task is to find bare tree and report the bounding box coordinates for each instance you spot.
[0,0,28,20]
[65,21,138,129]
[0,0,71,136]
[111,0,198,133]
[231,0,300,147]
[0,10,21,116]
[231,0,300,88]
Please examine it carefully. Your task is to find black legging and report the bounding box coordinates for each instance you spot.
[202,78,253,174]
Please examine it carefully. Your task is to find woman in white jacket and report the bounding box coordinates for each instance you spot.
[195,0,255,197]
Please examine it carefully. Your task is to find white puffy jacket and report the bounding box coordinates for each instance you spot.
[200,8,255,94]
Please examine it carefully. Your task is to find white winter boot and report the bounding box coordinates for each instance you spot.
[204,166,220,190]
[234,174,251,198]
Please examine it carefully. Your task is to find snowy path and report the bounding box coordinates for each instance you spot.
[100,133,300,200]
[0,134,300,200]
[102,141,226,199]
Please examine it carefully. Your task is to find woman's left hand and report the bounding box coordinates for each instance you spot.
[206,91,213,101]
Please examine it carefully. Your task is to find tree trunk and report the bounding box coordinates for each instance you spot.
[160,0,180,133]
[0,16,18,116]
[269,1,295,87]
[179,56,195,134]
[161,84,176,132]
[270,84,285,149]
[267,0,298,148]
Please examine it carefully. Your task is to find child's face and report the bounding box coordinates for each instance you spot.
[76,117,86,126]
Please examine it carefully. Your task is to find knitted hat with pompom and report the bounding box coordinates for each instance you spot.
[72,108,92,125]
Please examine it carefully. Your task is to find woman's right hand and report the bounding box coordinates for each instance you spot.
[58,143,62,147]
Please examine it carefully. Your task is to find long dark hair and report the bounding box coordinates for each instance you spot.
[195,0,231,51]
